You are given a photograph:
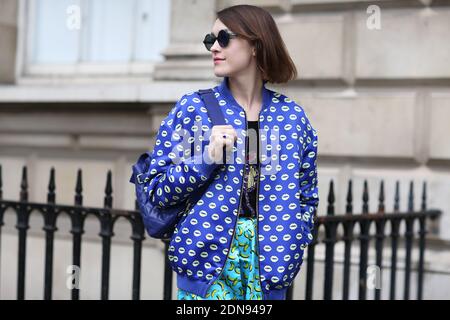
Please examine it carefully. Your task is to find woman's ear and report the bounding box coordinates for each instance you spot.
[252,41,260,57]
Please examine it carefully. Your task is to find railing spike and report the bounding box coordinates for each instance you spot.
[421,181,427,212]
[346,179,353,215]
[394,180,400,212]
[20,166,28,202]
[408,180,414,212]
[75,169,83,206]
[327,180,335,216]
[47,167,56,204]
[378,180,385,213]
[362,180,369,214]
[104,170,113,209]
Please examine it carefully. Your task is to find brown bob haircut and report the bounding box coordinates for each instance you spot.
[217,4,298,84]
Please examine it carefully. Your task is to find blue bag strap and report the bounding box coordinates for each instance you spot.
[197,89,226,126]
[197,88,227,164]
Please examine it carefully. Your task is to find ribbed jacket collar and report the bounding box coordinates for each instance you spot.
[217,76,272,113]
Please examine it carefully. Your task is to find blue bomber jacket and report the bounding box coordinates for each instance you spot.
[145,76,319,300]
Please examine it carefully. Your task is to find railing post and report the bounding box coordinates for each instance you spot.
[43,167,58,300]
[389,181,401,300]
[286,278,294,300]
[70,169,85,300]
[99,170,114,300]
[417,181,427,300]
[342,179,354,300]
[131,199,145,300]
[323,180,337,300]
[389,217,401,300]
[162,238,173,300]
[16,166,30,300]
[358,180,370,300]
[403,181,415,300]
[374,181,386,300]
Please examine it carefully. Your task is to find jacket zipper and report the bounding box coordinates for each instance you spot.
[206,115,246,293]
[255,118,264,300]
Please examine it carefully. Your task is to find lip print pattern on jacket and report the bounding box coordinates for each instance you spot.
[143,77,319,300]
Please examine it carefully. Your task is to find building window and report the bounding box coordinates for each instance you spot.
[24,0,171,76]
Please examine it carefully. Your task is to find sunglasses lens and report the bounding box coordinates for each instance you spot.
[217,30,230,48]
[203,34,214,51]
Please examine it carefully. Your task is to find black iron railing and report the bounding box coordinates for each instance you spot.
[0,165,441,300]
[0,166,145,300]
[298,180,441,300]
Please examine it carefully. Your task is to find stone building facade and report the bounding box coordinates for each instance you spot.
[0,0,449,299]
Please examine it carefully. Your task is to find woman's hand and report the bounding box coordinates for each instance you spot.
[207,125,238,164]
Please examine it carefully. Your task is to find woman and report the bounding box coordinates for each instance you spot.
[146,5,319,300]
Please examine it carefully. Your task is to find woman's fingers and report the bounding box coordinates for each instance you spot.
[211,125,237,142]
[223,136,234,148]
[208,125,239,163]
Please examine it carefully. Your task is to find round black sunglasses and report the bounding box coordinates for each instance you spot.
[203,29,238,51]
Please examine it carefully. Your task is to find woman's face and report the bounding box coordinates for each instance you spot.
[210,19,256,78]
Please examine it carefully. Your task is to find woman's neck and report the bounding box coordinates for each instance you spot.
[227,75,263,116]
